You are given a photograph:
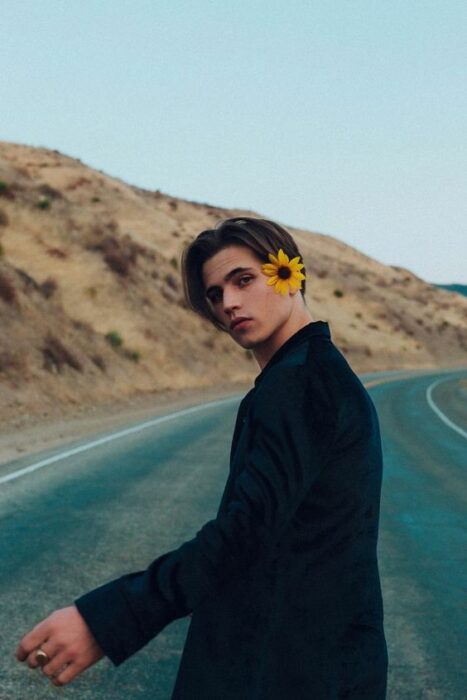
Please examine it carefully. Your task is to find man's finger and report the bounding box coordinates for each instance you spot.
[50,660,81,687]
[41,650,70,679]
[25,648,47,670]
[16,638,40,662]
[16,622,49,661]
[23,640,58,670]
[15,645,27,662]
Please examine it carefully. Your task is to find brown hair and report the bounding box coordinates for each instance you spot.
[181,216,307,331]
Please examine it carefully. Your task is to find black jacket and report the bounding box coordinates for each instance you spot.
[75,320,388,699]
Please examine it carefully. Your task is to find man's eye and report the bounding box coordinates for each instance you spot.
[239,275,253,287]
[209,290,222,304]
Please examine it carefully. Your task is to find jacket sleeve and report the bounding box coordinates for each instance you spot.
[74,366,335,665]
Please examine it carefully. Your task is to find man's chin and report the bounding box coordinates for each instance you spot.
[229,333,256,349]
[234,335,262,351]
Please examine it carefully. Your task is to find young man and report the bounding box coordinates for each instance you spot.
[16,217,388,698]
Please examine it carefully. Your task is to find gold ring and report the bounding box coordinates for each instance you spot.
[35,648,50,666]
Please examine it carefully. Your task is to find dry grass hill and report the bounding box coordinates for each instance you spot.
[1,142,466,430]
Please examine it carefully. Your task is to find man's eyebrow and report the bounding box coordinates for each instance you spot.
[205,267,254,297]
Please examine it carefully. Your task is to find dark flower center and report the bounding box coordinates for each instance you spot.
[278,266,291,280]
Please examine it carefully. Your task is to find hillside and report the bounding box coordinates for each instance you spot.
[0,142,466,430]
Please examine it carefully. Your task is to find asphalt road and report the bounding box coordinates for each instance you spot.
[0,369,466,700]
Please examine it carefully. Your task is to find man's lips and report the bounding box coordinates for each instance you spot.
[230,317,252,330]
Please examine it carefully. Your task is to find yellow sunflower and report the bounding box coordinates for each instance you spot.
[261,248,306,296]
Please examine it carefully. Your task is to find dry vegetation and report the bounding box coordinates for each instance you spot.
[0,141,466,429]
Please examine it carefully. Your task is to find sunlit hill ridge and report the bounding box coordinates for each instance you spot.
[0,142,466,426]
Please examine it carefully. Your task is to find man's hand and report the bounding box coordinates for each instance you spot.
[15,605,105,687]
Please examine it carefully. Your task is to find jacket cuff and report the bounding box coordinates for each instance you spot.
[74,574,173,666]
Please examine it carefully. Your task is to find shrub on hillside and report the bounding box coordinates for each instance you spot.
[104,250,131,276]
[123,348,141,362]
[0,181,15,200]
[36,195,51,210]
[165,272,179,290]
[0,272,17,303]
[91,354,106,371]
[105,330,123,347]
[89,234,144,277]
[39,277,58,299]
[42,335,83,373]
[14,267,41,293]
[38,183,62,199]
[46,247,67,259]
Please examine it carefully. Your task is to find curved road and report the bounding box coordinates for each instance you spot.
[0,368,466,699]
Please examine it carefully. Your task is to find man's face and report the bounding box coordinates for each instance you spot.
[202,244,298,351]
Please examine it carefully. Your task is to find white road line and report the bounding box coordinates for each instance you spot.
[426,378,467,439]
[0,395,242,486]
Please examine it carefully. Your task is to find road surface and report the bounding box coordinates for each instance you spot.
[0,368,465,699]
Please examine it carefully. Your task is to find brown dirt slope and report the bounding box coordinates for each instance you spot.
[0,141,466,430]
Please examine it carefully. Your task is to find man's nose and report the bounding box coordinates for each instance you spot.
[222,287,241,315]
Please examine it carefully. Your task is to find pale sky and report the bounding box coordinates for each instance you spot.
[1,1,466,283]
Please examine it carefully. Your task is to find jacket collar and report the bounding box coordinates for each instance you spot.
[254,320,330,387]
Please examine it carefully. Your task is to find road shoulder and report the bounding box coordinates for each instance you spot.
[0,382,251,467]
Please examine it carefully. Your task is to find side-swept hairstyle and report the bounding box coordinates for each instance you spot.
[181,216,307,331]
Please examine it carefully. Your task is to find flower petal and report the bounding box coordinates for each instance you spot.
[275,280,285,294]
[290,262,305,271]
[261,264,278,275]
[289,277,302,289]
[278,249,289,265]
[277,280,288,295]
